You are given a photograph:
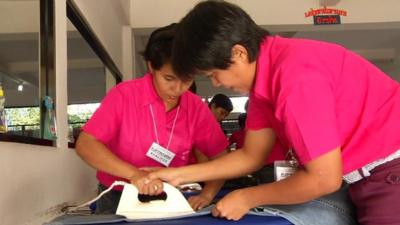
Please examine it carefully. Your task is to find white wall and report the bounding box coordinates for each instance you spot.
[131,0,199,29]
[375,54,400,81]
[0,143,97,225]
[73,0,131,78]
[131,0,400,29]
[0,1,39,34]
[230,0,400,27]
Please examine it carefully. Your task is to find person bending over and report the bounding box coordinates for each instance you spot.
[141,2,400,224]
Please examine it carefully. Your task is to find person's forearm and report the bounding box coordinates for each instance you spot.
[243,149,343,208]
[149,129,275,186]
[177,149,264,184]
[76,133,139,180]
[243,168,342,209]
[193,150,226,200]
[200,179,225,201]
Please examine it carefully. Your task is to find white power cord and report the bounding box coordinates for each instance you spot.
[64,181,129,214]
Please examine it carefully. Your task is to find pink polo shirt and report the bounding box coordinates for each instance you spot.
[247,36,400,174]
[229,128,246,149]
[83,73,228,188]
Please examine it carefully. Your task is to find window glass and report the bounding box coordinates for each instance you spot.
[0,1,40,138]
[229,96,248,113]
[67,103,99,143]
[5,107,40,137]
[67,20,115,143]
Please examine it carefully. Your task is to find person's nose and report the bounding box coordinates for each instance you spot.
[173,82,186,95]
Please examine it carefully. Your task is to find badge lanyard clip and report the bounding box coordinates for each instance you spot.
[274,148,299,181]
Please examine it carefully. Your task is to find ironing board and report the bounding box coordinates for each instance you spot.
[116,215,292,225]
[45,213,293,225]
[45,185,355,225]
[45,185,293,225]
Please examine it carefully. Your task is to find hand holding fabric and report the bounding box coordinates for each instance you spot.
[188,194,213,210]
[212,189,251,221]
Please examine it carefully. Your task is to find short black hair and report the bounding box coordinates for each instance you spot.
[238,113,247,129]
[188,81,197,94]
[209,93,233,112]
[143,23,178,70]
[172,0,269,79]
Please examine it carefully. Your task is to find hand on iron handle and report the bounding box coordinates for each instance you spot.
[130,170,164,195]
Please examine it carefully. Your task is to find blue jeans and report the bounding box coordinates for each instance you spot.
[95,183,122,214]
[251,184,358,225]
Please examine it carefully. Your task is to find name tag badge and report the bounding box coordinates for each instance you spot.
[274,160,298,181]
[146,142,176,167]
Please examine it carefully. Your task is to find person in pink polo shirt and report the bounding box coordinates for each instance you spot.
[229,113,247,151]
[208,93,233,123]
[143,2,400,224]
[75,23,228,214]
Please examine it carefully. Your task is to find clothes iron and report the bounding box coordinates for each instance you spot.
[116,182,195,220]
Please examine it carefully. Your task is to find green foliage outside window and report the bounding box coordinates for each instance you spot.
[4,103,99,138]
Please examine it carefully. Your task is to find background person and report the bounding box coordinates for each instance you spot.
[208,93,233,123]
[228,113,246,151]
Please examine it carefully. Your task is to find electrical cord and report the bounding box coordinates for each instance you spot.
[63,181,201,214]
[63,181,129,214]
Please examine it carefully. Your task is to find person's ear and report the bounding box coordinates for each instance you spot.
[210,103,217,110]
[231,44,249,63]
[147,61,154,74]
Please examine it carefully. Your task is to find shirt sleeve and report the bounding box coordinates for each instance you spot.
[82,86,124,144]
[193,104,228,158]
[278,74,341,164]
[246,92,274,130]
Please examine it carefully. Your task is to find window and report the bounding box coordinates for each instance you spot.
[67,19,111,144]
[5,107,40,137]
[66,0,122,146]
[0,0,122,146]
[229,96,248,113]
[0,1,41,140]
[67,103,99,143]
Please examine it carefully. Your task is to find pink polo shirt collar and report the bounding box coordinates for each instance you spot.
[252,36,275,102]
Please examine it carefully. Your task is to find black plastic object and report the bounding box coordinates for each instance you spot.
[138,192,167,203]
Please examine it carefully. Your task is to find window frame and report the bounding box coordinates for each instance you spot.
[0,0,122,146]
